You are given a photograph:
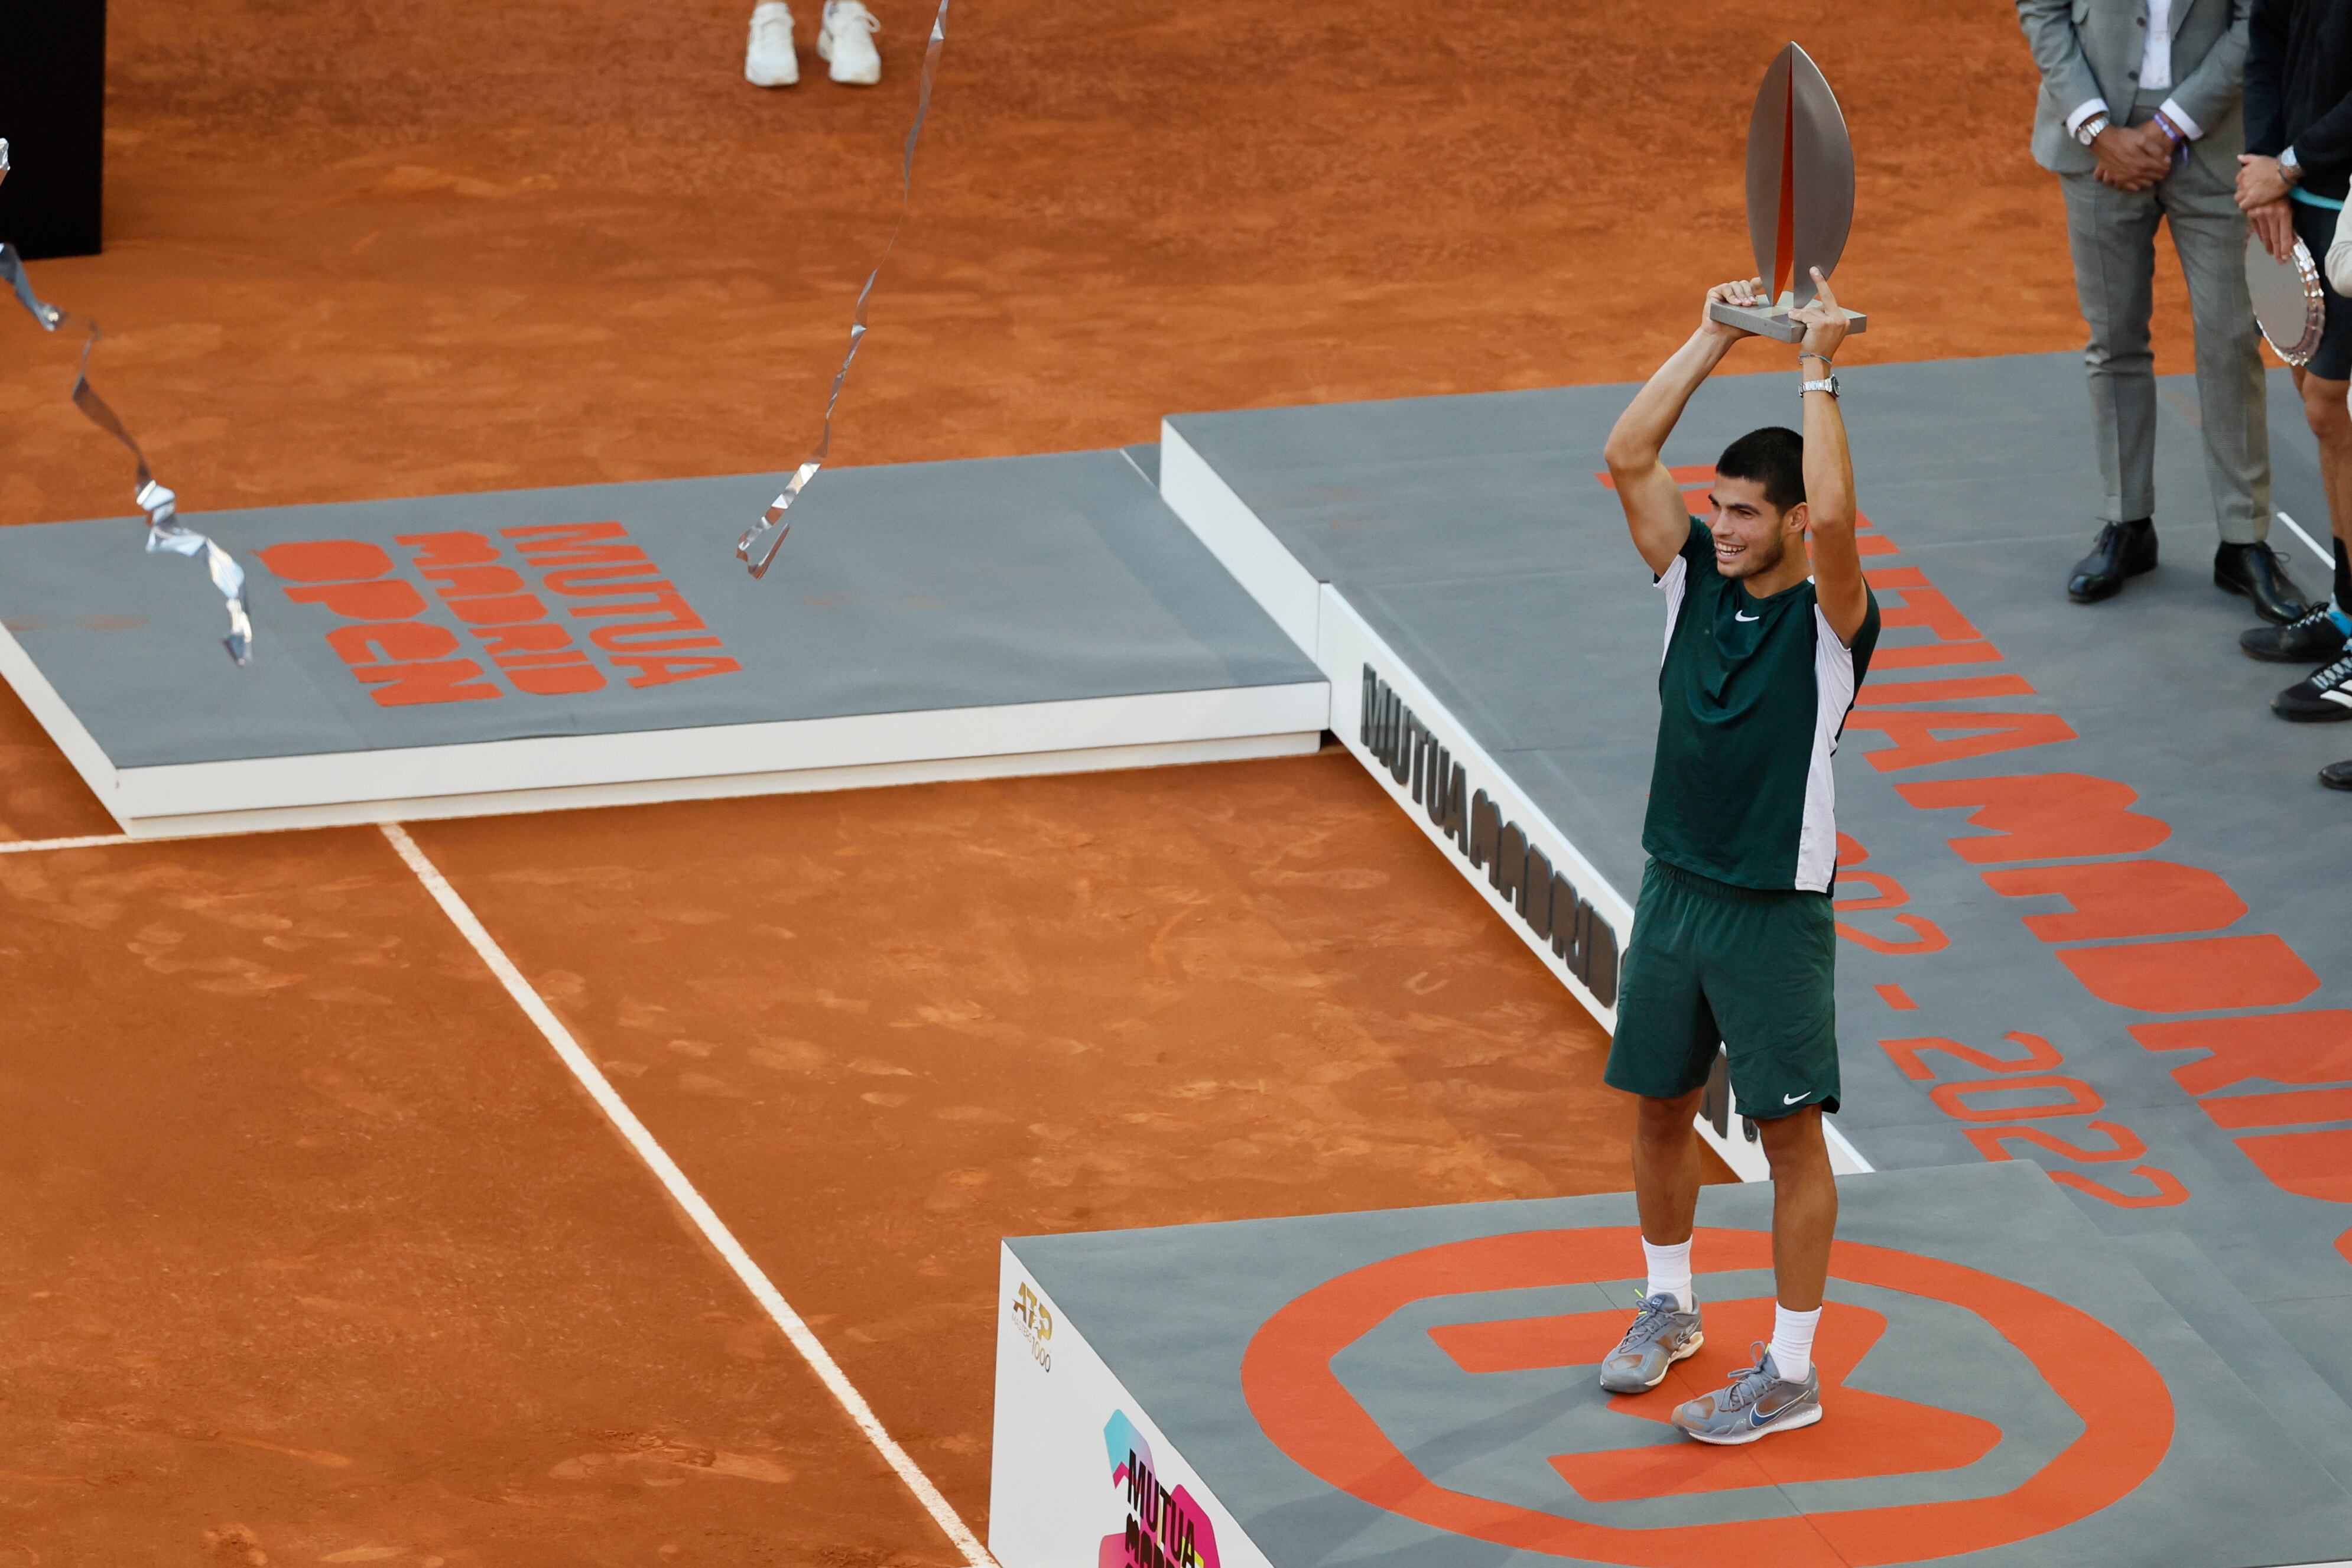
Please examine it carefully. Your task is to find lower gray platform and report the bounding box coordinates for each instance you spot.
[993,1163,2352,1568]
[1155,353,2352,1444]
[0,448,1327,833]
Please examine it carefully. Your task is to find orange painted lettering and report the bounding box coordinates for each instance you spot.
[1980,860,2247,941]
[609,653,742,688]
[353,658,502,707]
[475,623,573,656]
[2128,1011,2352,1095]
[327,622,460,666]
[2058,935,2320,1012]
[1846,711,2078,772]
[285,580,428,620]
[1880,1030,2064,1082]
[395,531,499,569]
[259,540,392,582]
[1894,773,2171,863]
[449,594,550,626]
[425,565,526,598]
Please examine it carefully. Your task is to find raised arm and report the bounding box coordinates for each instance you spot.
[1603,279,1762,575]
[1786,269,1869,648]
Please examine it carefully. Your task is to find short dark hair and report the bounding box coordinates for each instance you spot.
[1716,426,1806,514]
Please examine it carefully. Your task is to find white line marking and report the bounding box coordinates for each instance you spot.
[0,832,138,854]
[2277,510,2333,569]
[379,822,995,1567]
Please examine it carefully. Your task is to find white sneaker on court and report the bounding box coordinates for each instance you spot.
[817,0,882,85]
[746,1,800,87]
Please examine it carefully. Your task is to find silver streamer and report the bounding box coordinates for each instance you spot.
[738,0,951,578]
[0,139,254,664]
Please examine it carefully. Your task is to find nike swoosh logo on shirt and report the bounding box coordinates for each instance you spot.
[1784,1092,1810,1105]
[1736,611,1760,622]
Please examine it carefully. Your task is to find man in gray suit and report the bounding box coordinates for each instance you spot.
[2018,0,2311,622]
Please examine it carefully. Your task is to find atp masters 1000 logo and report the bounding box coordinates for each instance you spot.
[1012,1281,1054,1372]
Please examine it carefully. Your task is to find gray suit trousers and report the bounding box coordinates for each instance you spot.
[2059,101,2270,541]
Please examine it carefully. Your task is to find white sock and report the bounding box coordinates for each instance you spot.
[1769,1303,1821,1382]
[1641,1237,1694,1311]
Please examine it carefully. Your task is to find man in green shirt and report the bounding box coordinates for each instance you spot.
[1593,268,1880,1446]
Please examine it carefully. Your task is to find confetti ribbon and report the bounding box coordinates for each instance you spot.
[1,139,254,664]
[738,0,951,578]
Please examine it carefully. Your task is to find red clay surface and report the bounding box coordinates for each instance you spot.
[403,753,1673,1525]
[4,0,2203,533]
[0,0,2146,1559]
[0,831,959,1566]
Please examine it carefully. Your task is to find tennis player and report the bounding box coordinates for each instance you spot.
[1593,269,1880,1445]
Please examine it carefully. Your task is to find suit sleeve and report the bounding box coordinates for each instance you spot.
[2168,0,2253,147]
[2015,0,2104,125]
[2243,0,2287,157]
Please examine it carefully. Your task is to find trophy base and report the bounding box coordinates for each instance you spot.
[1708,298,1868,343]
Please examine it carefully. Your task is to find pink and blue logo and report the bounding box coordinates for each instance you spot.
[1103,1411,1220,1568]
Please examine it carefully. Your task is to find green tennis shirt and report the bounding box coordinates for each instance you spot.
[1642,518,1881,893]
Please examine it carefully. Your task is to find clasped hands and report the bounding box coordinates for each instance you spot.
[2088,119,2175,191]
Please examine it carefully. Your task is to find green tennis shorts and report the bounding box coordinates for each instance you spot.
[1604,858,1842,1118]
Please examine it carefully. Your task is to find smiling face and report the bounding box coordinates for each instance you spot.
[1705,474,1807,583]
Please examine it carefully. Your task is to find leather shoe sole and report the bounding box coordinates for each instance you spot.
[2068,556,2155,603]
[2214,548,2313,626]
[2067,523,2156,603]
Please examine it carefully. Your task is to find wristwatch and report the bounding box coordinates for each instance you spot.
[2281,147,2305,185]
[1801,374,1840,398]
[2075,112,2111,147]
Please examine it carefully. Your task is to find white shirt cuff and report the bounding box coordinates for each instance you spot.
[2158,97,2204,141]
[2067,97,2111,136]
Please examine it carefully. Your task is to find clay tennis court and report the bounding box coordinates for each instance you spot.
[0,1,2224,1562]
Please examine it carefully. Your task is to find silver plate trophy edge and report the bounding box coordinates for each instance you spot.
[1712,41,1866,343]
[2246,230,2327,369]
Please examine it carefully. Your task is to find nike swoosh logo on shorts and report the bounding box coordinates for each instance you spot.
[1784,1092,1810,1105]
[1736,611,1760,622]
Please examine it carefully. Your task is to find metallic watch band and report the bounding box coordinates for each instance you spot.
[1801,376,1839,398]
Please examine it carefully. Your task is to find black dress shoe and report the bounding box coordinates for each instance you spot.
[2322,759,2352,791]
[2241,603,2350,662]
[2067,519,2156,603]
[2215,541,2314,625]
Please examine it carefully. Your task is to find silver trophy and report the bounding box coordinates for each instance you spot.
[1708,43,1869,343]
[2246,230,2327,367]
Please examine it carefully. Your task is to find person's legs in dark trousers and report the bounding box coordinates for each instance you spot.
[2291,201,2352,601]
[2273,201,2352,762]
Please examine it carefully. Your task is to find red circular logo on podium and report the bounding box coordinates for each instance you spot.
[1239,1226,2172,1567]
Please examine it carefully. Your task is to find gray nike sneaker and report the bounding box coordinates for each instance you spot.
[1596,1291,1704,1393]
[1669,1343,1821,1444]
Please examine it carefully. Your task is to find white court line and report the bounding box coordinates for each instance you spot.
[2278,509,2333,568]
[379,823,995,1567]
[0,832,137,854]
